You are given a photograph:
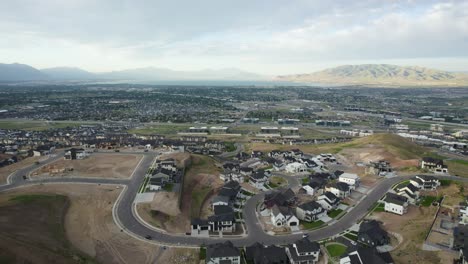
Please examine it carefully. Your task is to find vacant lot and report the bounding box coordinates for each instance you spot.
[183,155,223,218]
[0,184,199,264]
[32,154,142,179]
[248,134,434,171]
[137,192,185,233]
[371,206,451,264]
[0,156,41,184]
[446,159,468,177]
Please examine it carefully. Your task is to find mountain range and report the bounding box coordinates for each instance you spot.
[276,64,468,86]
[0,63,264,82]
[1,63,467,86]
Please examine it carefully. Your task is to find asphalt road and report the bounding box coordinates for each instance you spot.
[2,151,467,247]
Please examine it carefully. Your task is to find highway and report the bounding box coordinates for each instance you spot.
[1,150,467,247]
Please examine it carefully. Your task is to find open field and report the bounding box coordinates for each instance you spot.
[446,159,468,177]
[0,156,41,184]
[128,123,192,136]
[0,184,199,264]
[370,206,455,264]
[32,154,142,179]
[0,120,96,131]
[248,134,433,170]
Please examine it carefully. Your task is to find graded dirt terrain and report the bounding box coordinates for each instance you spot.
[32,154,142,179]
[0,184,199,264]
[370,206,454,264]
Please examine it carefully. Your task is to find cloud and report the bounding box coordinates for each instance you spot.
[0,0,466,73]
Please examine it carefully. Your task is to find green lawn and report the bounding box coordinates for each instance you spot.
[372,202,385,212]
[328,209,343,218]
[420,196,440,207]
[0,120,86,131]
[326,244,347,257]
[128,123,192,135]
[302,177,309,185]
[300,220,324,230]
[343,232,358,241]
[162,183,174,192]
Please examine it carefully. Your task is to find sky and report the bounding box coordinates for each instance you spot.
[0,0,467,75]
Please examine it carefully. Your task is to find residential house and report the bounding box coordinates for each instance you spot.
[410,175,441,190]
[245,242,289,264]
[206,241,241,264]
[218,181,242,204]
[299,185,315,196]
[421,157,448,173]
[358,220,390,247]
[316,192,341,210]
[296,201,326,222]
[338,173,360,190]
[285,162,308,173]
[270,204,299,227]
[340,247,394,264]
[285,238,321,264]
[64,148,88,160]
[212,195,229,210]
[325,182,351,199]
[148,172,170,191]
[263,188,296,209]
[208,205,236,233]
[395,183,420,204]
[383,193,408,215]
[249,169,270,189]
[366,160,393,176]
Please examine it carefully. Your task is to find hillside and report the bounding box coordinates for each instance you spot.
[277,64,468,87]
[40,67,96,80]
[0,63,49,81]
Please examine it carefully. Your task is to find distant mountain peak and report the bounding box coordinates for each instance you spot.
[277,64,468,86]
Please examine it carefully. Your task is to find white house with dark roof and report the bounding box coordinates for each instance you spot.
[421,157,448,173]
[338,173,360,190]
[206,241,241,264]
[296,201,327,222]
[325,182,351,199]
[317,191,341,210]
[285,238,321,264]
[396,183,420,204]
[410,175,441,190]
[270,205,299,227]
[383,193,408,215]
[249,170,270,189]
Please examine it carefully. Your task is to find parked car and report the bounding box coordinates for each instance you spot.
[145,235,152,240]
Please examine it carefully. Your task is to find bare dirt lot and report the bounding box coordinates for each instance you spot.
[0,184,199,264]
[370,205,456,264]
[137,191,185,233]
[32,154,143,179]
[0,156,41,184]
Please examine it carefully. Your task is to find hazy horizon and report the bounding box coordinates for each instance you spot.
[1,0,468,74]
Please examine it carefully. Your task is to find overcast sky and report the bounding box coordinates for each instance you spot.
[0,0,467,74]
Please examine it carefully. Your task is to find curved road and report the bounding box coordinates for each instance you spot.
[1,151,467,247]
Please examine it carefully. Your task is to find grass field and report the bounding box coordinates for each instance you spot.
[420,196,440,207]
[446,160,468,177]
[326,244,347,258]
[300,220,324,230]
[328,209,343,218]
[0,120,88,131]
[128,123,192,135]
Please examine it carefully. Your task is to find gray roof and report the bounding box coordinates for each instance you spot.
[206,241,240,260]
[384,193,408,206]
